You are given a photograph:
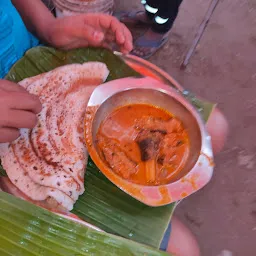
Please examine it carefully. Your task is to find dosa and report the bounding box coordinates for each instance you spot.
[0,62,109,211]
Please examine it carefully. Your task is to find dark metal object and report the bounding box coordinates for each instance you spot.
[180,0,220,69]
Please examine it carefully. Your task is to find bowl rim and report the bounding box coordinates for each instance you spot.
[114,51,184,91]
[85,77,214,206]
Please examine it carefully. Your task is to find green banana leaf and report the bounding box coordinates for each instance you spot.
[73,160,176,248]
[0,191,171,256]
[2,46,177,249]
[0,165,6,177]
[5,47,138,83]
[1,46,214,249]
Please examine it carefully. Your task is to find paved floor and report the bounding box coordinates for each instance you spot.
[116,0,256,255]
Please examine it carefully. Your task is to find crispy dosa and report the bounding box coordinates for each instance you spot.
[0,62,109,211]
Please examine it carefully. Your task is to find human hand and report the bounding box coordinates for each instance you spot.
[0,80,42,143]
[47,13,133,53]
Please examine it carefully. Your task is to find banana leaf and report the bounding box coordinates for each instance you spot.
[0,165,6,177]
[1,46,214,249]
[5,47,138,83]
[0,191,171,256]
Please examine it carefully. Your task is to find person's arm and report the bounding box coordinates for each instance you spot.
[12,0,55,43]
[12,0,133,53]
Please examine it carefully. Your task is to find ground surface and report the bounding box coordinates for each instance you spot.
[115,0,256,255]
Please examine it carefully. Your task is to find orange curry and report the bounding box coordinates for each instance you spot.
[96,104,190,186]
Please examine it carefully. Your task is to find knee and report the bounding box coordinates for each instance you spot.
[206,107,229,155]
[167,216,200,256]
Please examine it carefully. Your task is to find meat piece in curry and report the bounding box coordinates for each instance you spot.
[96,104,190,186]
[136,129,165,161]
[97,135,138,179]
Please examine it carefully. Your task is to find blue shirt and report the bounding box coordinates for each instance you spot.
[0,1,39,78]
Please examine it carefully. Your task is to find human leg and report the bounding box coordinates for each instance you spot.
[131,0,184,59]
[206,107,229,155]
[117,0,183,30]
[116,0,152,26]
[146,0,182,33]
[166,216,201,256]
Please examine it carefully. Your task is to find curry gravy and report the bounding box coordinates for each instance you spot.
[96,104,190,185]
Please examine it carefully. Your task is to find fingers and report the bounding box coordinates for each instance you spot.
[0,127,20,143]
[62,14,133,53]
[98,15,133,53]
[105,32,115,43]
[0,80,42,114]
[0,80,27,92]
[108,19,133,53]
[53,16,103,47]
[5,92,42,114]
[118,24,133,53]
[4,109,38,129]
[83,24,104,46]
[104,25,133,53]
[64,15,104,46]
[110,18,126,44]
[0,81,41,141]
[99,15,124,42]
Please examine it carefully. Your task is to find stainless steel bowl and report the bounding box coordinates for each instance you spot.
[85,77,214,206]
